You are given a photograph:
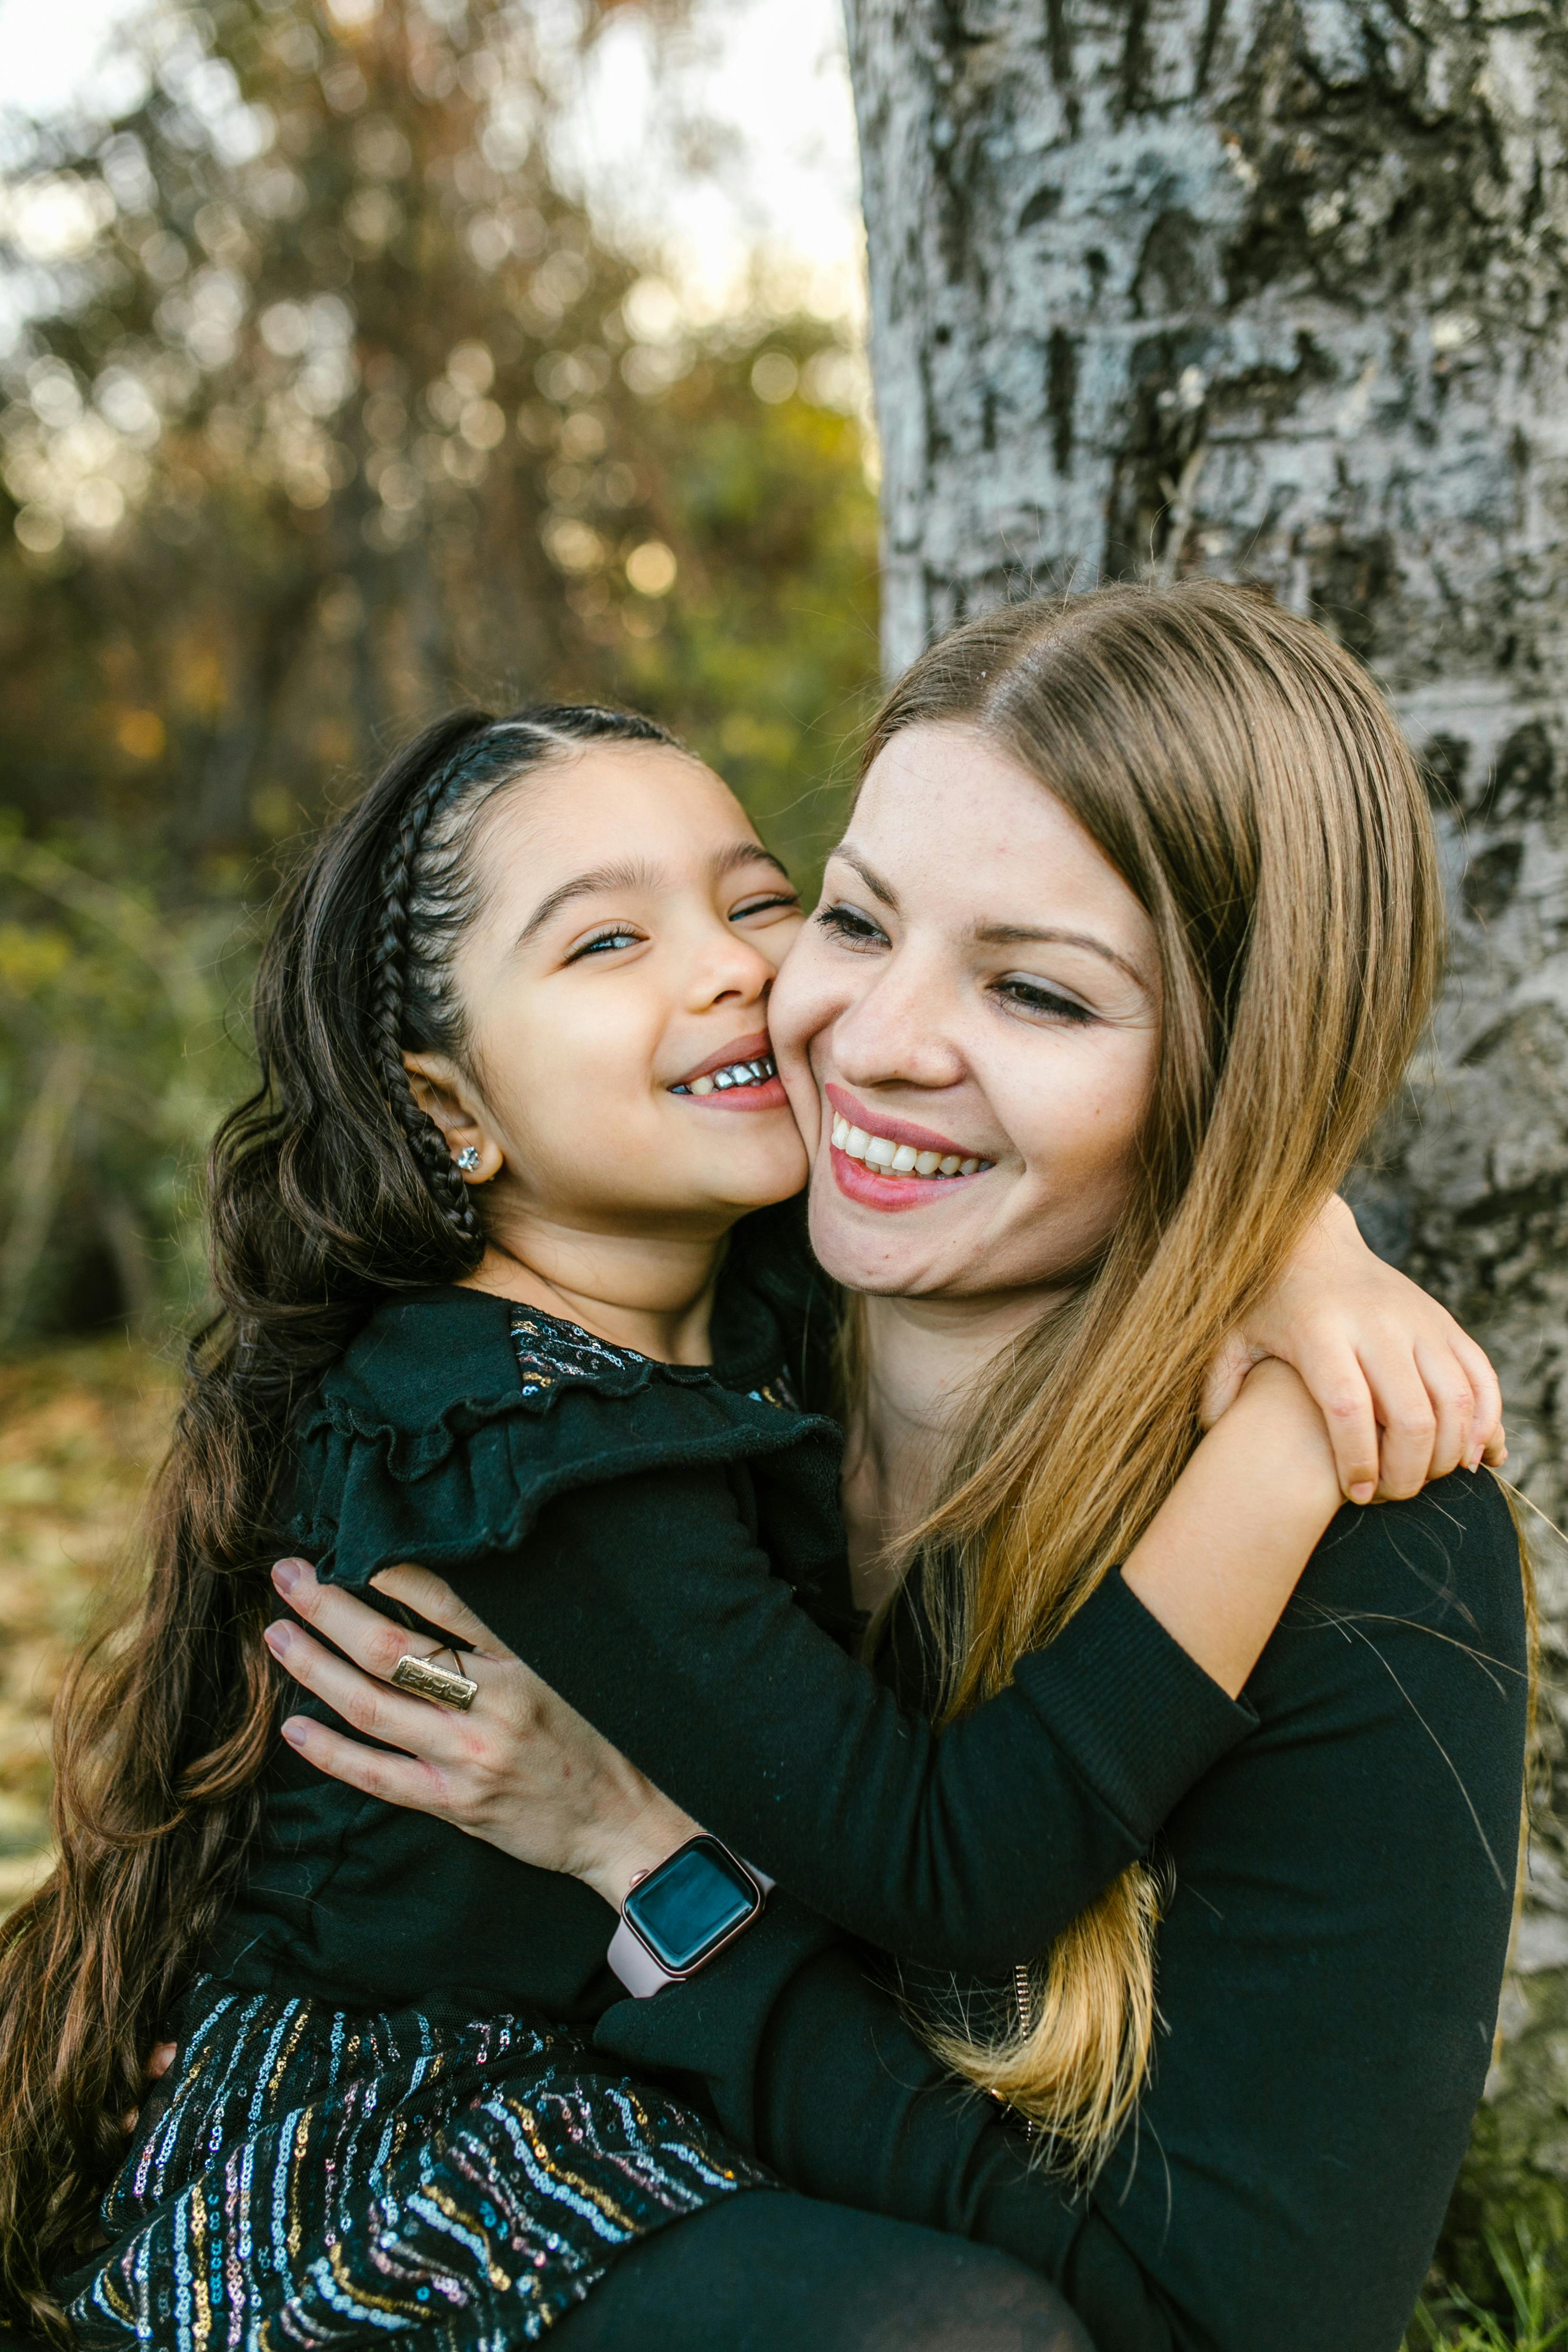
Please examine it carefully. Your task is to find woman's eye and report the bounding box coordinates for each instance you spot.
[568,927,643,961]
[816,901,888,949]
[996,977,1095,1024]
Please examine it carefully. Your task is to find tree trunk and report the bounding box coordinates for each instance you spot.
[844,0,1568,2274]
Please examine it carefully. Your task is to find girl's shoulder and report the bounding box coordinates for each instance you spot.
[284,1281,839,1592]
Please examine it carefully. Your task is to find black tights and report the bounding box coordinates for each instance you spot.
[554,2187,1094,2352]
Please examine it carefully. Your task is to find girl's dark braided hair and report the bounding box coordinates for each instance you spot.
[0,698,683,2337]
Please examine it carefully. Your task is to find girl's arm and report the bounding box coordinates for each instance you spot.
[269,1365,1342,1969]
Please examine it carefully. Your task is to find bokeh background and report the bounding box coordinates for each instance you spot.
[0,0,877,1909]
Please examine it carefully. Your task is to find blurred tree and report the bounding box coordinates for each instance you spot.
[0,0,878,1343]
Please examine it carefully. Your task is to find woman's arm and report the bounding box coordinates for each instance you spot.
[591,1471,1529,2352]
[269,1366,1342,1969]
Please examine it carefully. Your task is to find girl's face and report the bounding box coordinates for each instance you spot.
[768,721,1162,1302]
[419,745,807,1241]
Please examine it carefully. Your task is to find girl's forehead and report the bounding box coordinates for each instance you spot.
[482,744,755,870]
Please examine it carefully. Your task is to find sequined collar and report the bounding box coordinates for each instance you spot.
[508,1303,800,1414]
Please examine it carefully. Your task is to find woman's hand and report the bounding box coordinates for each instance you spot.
[1207,1195,1504,1505]
[263,1559,701,1909]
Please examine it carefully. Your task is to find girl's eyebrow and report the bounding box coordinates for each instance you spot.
[517,843,791,948]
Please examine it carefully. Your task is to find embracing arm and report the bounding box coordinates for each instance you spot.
[273,1363,1341,1975]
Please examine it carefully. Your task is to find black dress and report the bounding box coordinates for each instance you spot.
[65,1211,1234,2348]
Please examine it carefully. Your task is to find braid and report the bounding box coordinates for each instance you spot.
[363,699,685,1255]
[369,737,489,1250]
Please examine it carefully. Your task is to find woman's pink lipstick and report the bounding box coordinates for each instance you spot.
[823,1084,993,1213]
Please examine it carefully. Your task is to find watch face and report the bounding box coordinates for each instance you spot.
[624,1839,759,1973]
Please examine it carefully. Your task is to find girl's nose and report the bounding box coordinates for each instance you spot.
[689,925,776,1012]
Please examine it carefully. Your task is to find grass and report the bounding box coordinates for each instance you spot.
[1408,2229,1568,2350]
[0,1342,1562,2349]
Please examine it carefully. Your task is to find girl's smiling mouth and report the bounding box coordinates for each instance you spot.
[824,1083,994,1211]
[669,1030,789,1111]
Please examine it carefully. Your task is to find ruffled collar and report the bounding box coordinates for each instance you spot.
[508,1302,802,1416]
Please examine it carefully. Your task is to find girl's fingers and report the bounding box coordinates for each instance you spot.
[1413,1340,1473,1482]
[263,1617,470,1758]
[1450,1331,1504,1463]
[1362,1349,1438,1500]
[370,1561,509,1657]
[1287,1331,1380,1502]
[279,1711,455,1814]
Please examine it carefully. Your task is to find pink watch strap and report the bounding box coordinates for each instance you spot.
[607,1861,775,1999]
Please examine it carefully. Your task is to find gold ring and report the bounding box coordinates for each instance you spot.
[390,1652,478,1712]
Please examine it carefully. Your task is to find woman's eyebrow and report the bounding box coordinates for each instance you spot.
[975,922,1147,989]
[829,844,900,912]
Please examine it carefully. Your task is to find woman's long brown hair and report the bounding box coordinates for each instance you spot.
[0,700,679,2340]
[860,581,1447,2171]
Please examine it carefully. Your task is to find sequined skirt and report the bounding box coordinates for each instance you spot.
[64,1976,771,2349]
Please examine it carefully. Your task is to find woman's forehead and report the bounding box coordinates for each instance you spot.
[845,723,1152,954]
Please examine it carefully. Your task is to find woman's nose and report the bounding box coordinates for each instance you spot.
[830,952,964,1090]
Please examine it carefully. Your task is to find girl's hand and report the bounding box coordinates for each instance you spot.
[1204,1196,1504,1505]
[263,1559,700,1909]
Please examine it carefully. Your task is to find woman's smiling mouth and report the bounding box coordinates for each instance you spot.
[824,1084,994,1211]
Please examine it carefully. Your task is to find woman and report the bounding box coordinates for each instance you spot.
[270,583,1528,2352]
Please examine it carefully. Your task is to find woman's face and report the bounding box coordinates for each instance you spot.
[416,745,808,1243]
[769,721,1162,1302]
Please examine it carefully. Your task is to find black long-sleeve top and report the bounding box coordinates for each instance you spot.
[207,1212,1528,2352]
[208,1209,1248,2014]
[593,1468,1529,2352]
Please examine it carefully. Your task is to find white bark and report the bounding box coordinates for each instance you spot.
[845,0,1568,2237]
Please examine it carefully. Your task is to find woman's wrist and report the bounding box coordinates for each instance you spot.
[577,1796,705,1914]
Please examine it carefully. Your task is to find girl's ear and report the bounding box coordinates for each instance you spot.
[403,1052,504,1185]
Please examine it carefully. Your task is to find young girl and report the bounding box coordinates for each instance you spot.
[0,686,1501,2350]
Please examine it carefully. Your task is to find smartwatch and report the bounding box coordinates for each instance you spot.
[607,1836,772,1998]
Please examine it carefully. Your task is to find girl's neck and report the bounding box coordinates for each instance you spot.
[843,1284,1064,1613]
[461,1216,730,1366]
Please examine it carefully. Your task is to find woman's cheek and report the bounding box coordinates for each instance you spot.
[766,934,839,1158]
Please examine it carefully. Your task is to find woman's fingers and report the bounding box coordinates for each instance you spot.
[279,1709,457,1814]
[263,1616,473,1758]
[369,1560,510,1658]
[1361,1344,1439,1499]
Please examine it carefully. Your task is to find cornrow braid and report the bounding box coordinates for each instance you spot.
[367,702,684,1255]
[368,722,493,1250]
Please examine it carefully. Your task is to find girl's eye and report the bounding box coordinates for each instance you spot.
[995,976,1095,1024]
[568,926,643,962]
[732,891,801,922]
[816,901,888,949]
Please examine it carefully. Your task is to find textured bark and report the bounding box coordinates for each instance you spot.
[844,0,1568,2264]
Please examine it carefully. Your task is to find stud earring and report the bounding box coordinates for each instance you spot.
[455,1146,482,1173]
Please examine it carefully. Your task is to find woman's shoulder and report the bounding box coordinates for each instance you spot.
[1266,1467,1529,1731]
[286,1283,837,1590]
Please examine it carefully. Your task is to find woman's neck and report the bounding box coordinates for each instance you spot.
[460,1217,729,1366]
[843,1285,1063,1613]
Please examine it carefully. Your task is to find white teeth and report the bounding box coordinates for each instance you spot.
[673,1055,775,1097]
[828,1114,992,1179]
